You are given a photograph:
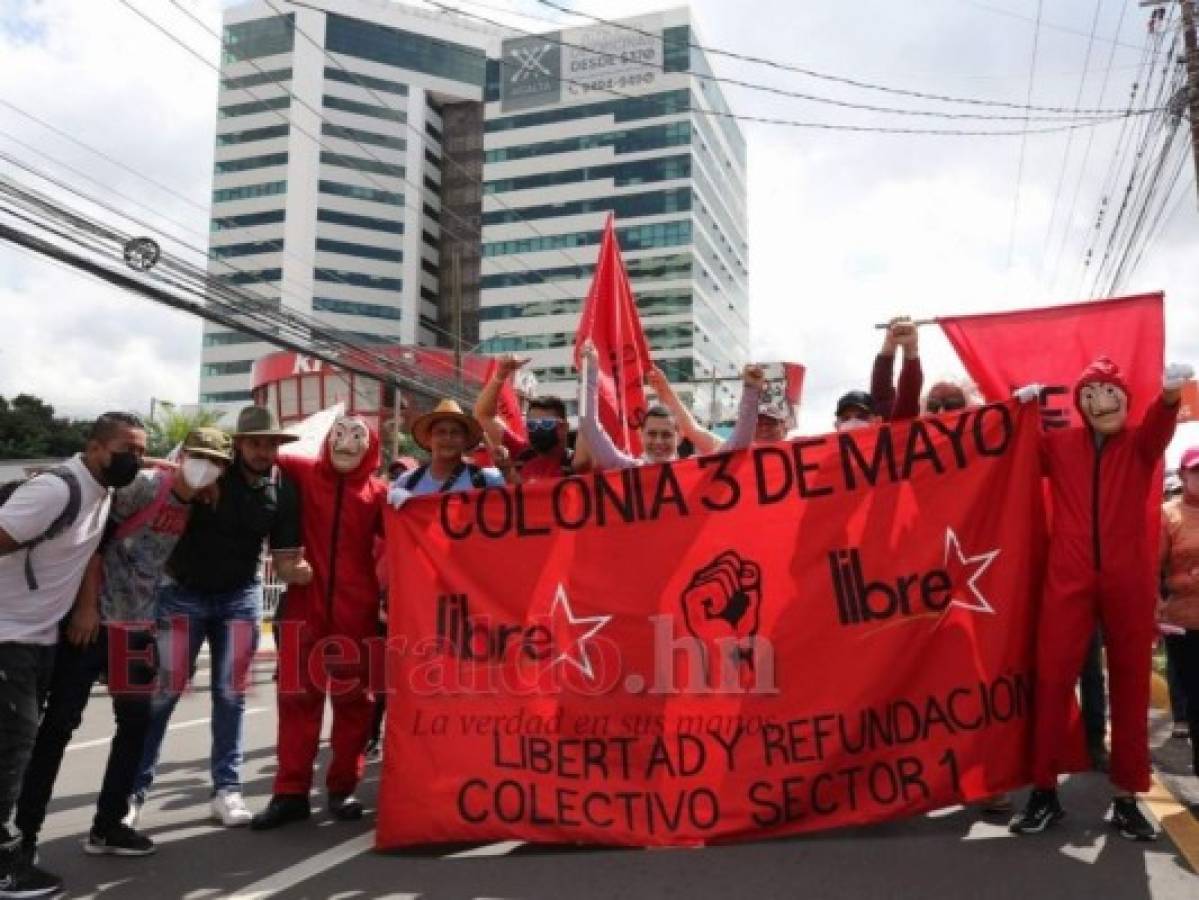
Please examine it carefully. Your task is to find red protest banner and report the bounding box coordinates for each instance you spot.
[377,402,1075,848]
[938,293,1164,429]
[573,214,653,456]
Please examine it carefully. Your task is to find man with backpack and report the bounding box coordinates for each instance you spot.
[0,411,145,899]
[129,407,311,829]
[11,428,233,870]
[388,400,506,508]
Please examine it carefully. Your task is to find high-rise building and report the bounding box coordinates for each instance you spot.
[480,9,749,420]
[200,1,748,424]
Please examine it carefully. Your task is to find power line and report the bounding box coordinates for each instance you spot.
[1005,0,1044,270]
[534,0,1146,115]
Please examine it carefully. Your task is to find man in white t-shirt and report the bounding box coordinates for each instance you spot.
[0,411,146,899]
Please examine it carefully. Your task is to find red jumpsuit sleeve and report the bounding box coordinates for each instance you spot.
[892,357,924,422]
[871,354,896,421]
[1135,394,1179,463]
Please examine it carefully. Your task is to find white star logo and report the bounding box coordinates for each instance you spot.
[942,528,1000,615]
[548,583,612,680]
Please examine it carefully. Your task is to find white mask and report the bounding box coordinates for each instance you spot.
[181,457,221,490]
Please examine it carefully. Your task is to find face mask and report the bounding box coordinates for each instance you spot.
[529,428,560,453]
[181,457,222,490]
[102,450,140,488]
[837,418,871,432]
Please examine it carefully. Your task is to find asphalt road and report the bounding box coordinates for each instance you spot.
[30,653,1199,900]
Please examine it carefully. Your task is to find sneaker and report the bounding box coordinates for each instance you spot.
[211,789,252,828]
[83,825,155,857]
[328,793,364,822]
[1009,788,1064,835]
[1110,796,1158,842]
[121,795,143,830]
[250,795,311,831]
[0,862,64,899]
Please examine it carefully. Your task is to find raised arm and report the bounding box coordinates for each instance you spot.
[646,366,721,453]
[716,365,766,454]
[578,341,638,470]
[1136,363,1192,463]
[474,354,529,447]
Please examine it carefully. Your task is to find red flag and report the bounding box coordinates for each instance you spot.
[938,293,1164,429]
[573,214,652,456]
[782,363,806,408]
[377,402,1065,848]
[481,358,527,443]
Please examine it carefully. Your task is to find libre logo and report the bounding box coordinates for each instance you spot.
[435,585,611,680]
[829,528,999,626]
[680,550,763,676]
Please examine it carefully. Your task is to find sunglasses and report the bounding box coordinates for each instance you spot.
[926,396,966,413]
[526,418,560,433]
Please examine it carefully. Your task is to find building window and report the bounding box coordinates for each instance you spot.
[484,154,690,195]
[202,331,260,347]
[212,180,287,203]
[318,179,403,206]
[218,96,290,119]
[321,123,406,152]
[423,202,440,223]
[325,12,486,86]
[485,89,690,133]
[316,208,403,234]
[211,209,286,232]
[323,94,406,123]
[319,151,405,178]
[483,220,691,258]
[221,67,292,91]
[218,267,282,285]
[316,238,403,263]
[211,240,283,259]
[314,268,403,291]
[323,66,408,96]
[424,148,441,170]
[420,285,438,302]
[221,14,294,64]
[200,390,254,403]
[201,360,254,377]
[480,252,693,289]
[216,124,289,146]
[480,289,690,322]
[482,187,691,226]
[663,25,690,72]
[484,121,690,164]
[425,120,442,142]
[313,297,402,319]
[214,152,288,175]
[420,257,438,277]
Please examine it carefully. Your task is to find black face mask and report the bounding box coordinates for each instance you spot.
[529,429,560,453]
[102,450,140,488]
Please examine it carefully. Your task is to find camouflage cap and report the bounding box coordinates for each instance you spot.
[183,426,233,463]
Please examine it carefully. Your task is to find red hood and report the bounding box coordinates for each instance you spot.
[317,420,381,483]
[1073,356,1131,421]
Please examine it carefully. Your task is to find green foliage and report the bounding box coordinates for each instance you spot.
[147,406,226,457]
[0,394,92,459]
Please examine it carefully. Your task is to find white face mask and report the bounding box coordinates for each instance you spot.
[181,457,222,490]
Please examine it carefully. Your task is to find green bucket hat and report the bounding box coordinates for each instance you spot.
[183,427,233,463]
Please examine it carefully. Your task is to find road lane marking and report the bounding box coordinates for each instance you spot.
[225,832,377,900]
[66,707,267,752]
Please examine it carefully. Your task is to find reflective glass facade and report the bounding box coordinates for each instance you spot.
[325,13,486,85]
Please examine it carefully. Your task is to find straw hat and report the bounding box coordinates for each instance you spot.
[411,399,482,451]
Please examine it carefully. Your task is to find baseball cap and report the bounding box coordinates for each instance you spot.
[1180,446,1199,471]
[183,427,233,463]
[835,391,874,417]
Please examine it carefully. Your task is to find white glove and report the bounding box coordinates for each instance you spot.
[1013,383,1043,404]
[1163,362,1194,392]
[387,485,413,509]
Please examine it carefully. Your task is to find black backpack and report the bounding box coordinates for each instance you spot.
[0,467,82,590]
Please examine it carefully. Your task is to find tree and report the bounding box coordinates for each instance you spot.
[0,394,92,459]
[147,405,226,457]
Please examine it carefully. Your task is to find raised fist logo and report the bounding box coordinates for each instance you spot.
[681,551,762,686]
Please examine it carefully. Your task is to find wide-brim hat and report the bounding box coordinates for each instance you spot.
[411,399,483,452]
[232,405,299,443]
[183,426,233,463]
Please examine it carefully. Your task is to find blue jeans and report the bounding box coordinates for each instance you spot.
[134,579,261,796]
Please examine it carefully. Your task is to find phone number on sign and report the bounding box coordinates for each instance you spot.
[568,72,656,95]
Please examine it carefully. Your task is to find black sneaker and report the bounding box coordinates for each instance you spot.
[83,824,156,857]
[328,793,364,821]
[0,862,64,899]
[1110,797,1157,842]
[1009,788,1064,834]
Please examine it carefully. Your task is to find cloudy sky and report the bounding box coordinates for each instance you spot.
[1,0,1196,434]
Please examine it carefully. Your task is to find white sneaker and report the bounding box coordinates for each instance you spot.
[122,794,143,829]
[211,789,252,827]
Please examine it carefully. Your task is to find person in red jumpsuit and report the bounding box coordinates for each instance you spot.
[1011,357,1193,841]
[251,414,387,829]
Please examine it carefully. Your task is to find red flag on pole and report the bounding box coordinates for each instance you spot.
[938,293,1164,429]
[480,358,527,443]
[782,363,806,408]
[573,214,653,456]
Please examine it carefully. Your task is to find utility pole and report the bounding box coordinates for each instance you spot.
[451,245,464,387]
[708,365,719,429]
[1144,0,1199,203]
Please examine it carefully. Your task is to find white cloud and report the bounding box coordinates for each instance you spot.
[0,0,1195,433]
